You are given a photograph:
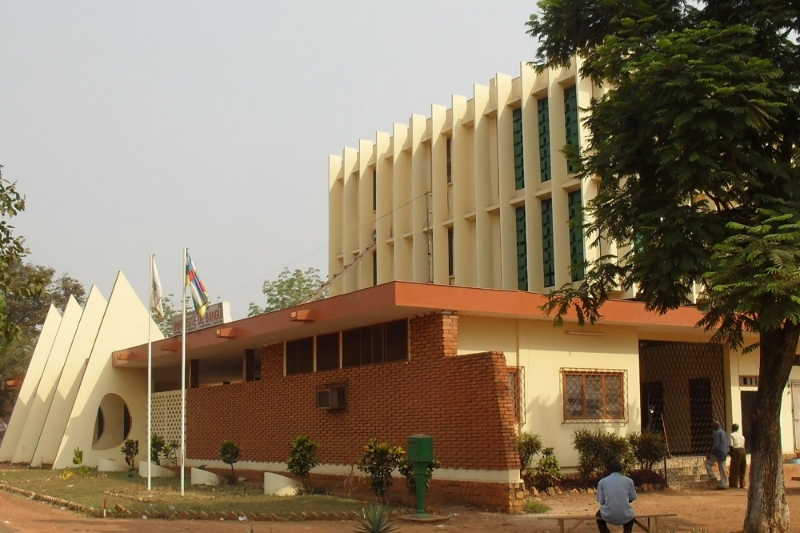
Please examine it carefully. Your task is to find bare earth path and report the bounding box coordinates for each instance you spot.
[2,475,800,532]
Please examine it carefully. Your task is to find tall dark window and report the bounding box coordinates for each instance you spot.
[542,199,555,287]
[564,86,579,173]
[316,333,340,371]
[372,169,377,211]
[512,108,524,190]
[538,98,551,182]
[568,190,585,281]
[516,206,527,290]
[447,228,454,278]
[373,251,378,286]
[446,138,452,184]
[286,337,314,375]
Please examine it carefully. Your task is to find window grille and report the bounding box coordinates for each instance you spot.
[561,368,627,422]
[568,190,585,281]
[316,332,340,372]
[508,366,526,424]
[515,206,528,290]
[286,337,314,375]
[512,108,524,190]
[342,319,408,368]
[538,98,551,182]
[541,199,555,287]
[564,86,579,173]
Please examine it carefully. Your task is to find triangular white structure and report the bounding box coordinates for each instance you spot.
[12,297,83,464]
[31,287,107,467]
[53,272,163,469]
[0,306,62,462]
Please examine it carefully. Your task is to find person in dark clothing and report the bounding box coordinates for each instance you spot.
[595,459,637,533]
[729,423,746,488]
[704,420,729,489]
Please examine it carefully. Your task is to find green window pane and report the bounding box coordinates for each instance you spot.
[512,108,524,190]
[564,86,579,173]
[516,206,527,290]
[542,199,555,287]
[568,189,585,281]
[537,98,551,182]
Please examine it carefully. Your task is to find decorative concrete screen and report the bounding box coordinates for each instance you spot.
[151,390,183,445]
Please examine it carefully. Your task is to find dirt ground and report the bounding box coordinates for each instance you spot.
[2,476,800,533]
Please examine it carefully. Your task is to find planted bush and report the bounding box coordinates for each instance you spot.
[532,447,562,490]
[517,432,543,475]
[218,439,241,484]
[358,438,403,503]
[572,428,632,485]
[627,431,668,471]
[398,454,441,495]
[120,439,139,471]
[354,504,398,533]
[287,435,320,493]
[150,433,166,465]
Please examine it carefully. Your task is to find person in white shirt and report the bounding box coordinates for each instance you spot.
[595,459,637,533]
[729,423,747,489]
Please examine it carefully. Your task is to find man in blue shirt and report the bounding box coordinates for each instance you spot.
[595,459,637,533]
[704,420,729,489]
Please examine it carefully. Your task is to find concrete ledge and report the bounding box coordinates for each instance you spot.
[139,462,176,478]
[191,467,222,486]
[264,472,299,496]
[97,458,129,472]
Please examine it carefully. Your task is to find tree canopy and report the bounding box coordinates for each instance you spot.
[248,267,327,316]
[527,1,798,531]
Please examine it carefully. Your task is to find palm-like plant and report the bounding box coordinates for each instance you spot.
[353,505,399,533]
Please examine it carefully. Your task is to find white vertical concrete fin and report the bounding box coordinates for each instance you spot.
[13,297,83,464]
[31,286,107,467]
[0,305,63,462]
[53,272,163,469]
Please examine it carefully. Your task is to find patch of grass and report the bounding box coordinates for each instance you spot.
[0,466,360,517]
[523,500,551,514]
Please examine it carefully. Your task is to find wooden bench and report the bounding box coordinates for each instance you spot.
[536,513,677,533]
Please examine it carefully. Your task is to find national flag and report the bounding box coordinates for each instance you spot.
[185,252,210,318]
[151,257,164,320]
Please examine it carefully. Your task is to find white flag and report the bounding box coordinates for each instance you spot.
[151,257,164,320]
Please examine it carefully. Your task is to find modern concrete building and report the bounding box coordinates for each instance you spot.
[328,58,613,299]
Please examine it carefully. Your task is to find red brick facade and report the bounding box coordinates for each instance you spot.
[187,311,523,510]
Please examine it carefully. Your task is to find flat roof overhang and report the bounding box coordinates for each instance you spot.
[112,281,705,368]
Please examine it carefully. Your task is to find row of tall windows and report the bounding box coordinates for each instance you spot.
[285,319,409,376]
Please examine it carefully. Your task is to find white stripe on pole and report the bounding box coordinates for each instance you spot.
[147,255,153,490]
[181,247,187,496]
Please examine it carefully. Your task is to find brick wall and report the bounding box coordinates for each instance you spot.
[187,311,521,509]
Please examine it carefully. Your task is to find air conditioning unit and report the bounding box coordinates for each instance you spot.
[316,383,347,410]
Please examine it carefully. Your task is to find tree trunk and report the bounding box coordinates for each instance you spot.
[743,324,800,533]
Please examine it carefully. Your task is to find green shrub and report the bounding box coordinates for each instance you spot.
[627,431,668,471]
[72,447,90,478]
[119,439,139,471]
[287,435,320,493]
[354,504,398,533]
[398,454,441,495]
[572,428,632,485]
[532,447,562,490]
[150,434,166,465]
[218,439,241,484]
[163,439,180,467]
[358,438,403,503]
[517,432,543,475]
[524,500,551,514]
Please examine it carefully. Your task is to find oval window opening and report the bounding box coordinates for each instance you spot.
[92,393,132,451]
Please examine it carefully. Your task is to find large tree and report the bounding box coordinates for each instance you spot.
[248,267,327,316]
[526,1,799,531]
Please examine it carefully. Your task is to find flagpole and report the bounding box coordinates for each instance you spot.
[147,255,153,491]
[181,247,187,497]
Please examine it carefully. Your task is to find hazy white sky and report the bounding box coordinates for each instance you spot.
[0,1,535,319]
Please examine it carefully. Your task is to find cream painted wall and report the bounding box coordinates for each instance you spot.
[0,306,62,462]
[53,273,163,469]
[32,286,108,467]
[13,297,83,464]
[458,315,641,468]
